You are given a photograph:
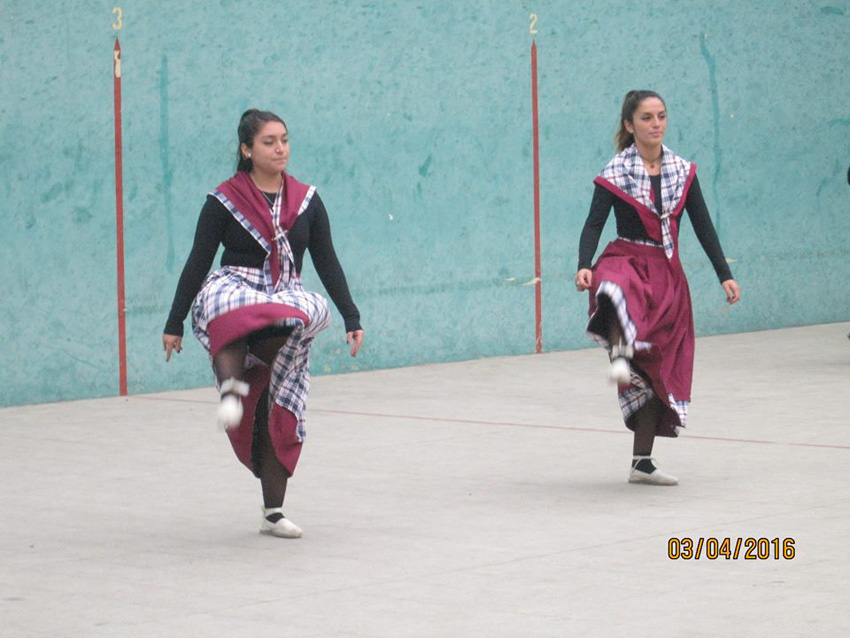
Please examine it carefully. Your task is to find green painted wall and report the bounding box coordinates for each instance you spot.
[2,0,848,407]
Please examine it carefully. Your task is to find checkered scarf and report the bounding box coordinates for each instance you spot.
[213,172,315,286]
[597,144,693,259]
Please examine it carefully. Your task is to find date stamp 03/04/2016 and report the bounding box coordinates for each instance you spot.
[668,537,796,561]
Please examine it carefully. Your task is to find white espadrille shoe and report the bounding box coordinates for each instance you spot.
[259,507,302,539]
[609,344,633,385]
[628,456,678,486]
[217,378,249,430]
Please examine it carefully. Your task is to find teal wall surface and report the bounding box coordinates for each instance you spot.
[1,1,848,406]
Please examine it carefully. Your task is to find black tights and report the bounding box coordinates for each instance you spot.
[212,329,294,511]
[631,396,663,456]
[597,295,624,349]
[213,340,248,389]
[212,327,294,388]
[598,295,662,457]
[254,389,290,509]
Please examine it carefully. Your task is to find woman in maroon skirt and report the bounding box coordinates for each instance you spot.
[163,109,364,536]
[575,90,740,485]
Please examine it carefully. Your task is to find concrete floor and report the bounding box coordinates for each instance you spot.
[2,322,849,637]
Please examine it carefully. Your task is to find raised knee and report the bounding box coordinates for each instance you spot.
[312,297,331,330]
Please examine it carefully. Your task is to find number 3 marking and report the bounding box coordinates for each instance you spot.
[529,14,538,35]
[113,7,123,30]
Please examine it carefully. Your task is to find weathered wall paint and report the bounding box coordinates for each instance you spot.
[2,1,848,406]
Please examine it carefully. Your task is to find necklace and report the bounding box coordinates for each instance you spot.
[639,149,663,169]
[249,172,282,203]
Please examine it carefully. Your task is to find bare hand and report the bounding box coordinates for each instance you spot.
[346,330,364,357]
[163,334,182,362]
[575,269,593,292]
[722,279,741,304]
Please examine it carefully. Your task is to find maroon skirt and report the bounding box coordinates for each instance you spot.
[588,239,694,437]
[226,365,303,477]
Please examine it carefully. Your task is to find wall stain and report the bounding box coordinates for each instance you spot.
[820,6,845,15]
[159,56,176,271]
[815,159,843,197]
[41,183,63,203]
[72,207,92,223]
[699,32,723,238]
[418,153,433,177]
[73,140,89,172]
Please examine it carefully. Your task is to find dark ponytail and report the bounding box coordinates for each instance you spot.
[235,109,287,172]
[614,90,665,152]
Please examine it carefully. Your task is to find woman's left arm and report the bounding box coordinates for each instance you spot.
[685,175,740,304]
[307,193,365,355]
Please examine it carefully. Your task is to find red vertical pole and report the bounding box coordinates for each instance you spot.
[531,41,542,354]
[113,39,128,395]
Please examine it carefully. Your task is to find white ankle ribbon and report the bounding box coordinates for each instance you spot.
[220,378,250,396]
[612,344,634,359]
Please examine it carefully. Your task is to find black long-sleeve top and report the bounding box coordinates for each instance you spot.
[577,174,733,283]
[165,192,361,337]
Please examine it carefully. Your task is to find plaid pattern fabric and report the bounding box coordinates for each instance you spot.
[667,394,688,432]
[599,144,691,259]
[589,280,688,432]
[191,266,330,440]
[589,281,652,352]
[213,190,273,257]
[620,236,662,249]
[618,370,655,420]
[269,182,317,271]
[212,183,315,289]
[267,283,329,440]
[192,187,329,441]
[617,371,688,435]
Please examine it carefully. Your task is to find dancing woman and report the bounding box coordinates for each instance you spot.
[575,91,740,485]
[164,109,364,535]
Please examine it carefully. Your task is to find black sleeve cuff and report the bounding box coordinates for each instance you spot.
[343,316,362,333]
[164,319,185,337]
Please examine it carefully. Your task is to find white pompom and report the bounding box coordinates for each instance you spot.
[217,395,244,430]
[609,358,631,385]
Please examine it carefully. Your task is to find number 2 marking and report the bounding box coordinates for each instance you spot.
[529,14,538,35]
[113,7,123,30]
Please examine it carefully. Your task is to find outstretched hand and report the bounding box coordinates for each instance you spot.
[346,330,365,357]
[722,279,741,304]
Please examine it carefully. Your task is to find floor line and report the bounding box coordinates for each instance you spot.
[132,396,850,450]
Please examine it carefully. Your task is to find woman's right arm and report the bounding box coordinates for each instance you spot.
[163,197,229,359]
[575,184,614,290]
